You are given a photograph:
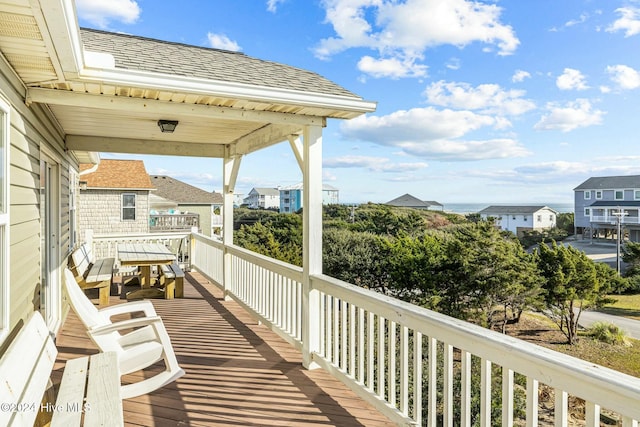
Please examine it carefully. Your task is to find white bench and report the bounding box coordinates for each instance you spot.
[0,312,123,426]
[69,243,115,306]
[159,261,185,299]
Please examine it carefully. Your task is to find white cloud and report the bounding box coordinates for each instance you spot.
[315,0,519,78]
[340,107,530,161]
[75,0,140,28]
[324,155,428,172]
[357,55,428,78]
[564,13,588,28]
[207,33,242,51]
[606,64,640,90]
[607,7,640,37]
[534,99,604,132]
[424,81,535,116]
[512,70,531,83]
[267,0,286,13]
[556,68,589,91]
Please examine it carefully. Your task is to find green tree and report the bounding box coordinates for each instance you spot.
[556,212,575,235]
[436,223,542,329]
[535,242,613,344]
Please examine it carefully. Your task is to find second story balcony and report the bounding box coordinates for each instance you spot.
[77,230,640,426]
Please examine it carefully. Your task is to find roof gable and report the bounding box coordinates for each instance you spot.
[150,176,223,204]
[80,160,153,189]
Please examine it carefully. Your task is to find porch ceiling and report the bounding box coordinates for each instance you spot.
[0,0,376,160]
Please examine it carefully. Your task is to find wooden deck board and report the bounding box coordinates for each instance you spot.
[55,271,395,426]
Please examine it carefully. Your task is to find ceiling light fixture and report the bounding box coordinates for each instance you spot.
[157,119,179,133]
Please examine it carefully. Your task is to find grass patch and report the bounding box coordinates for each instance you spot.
[599,293,640,320]
[507,313,640,378]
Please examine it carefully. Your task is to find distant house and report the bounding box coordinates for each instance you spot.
[244,188,280,209]
[386,194,443,210]
[479,205,557,236]
[279,183,339,213]
[79,159,154,241]
[574,175,640,242]
[150,176,224,236]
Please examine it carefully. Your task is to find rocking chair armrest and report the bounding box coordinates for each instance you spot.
[89,316,164,335]
[98,300,158,318]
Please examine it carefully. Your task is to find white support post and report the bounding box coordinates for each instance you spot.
[223,147,242,300]
[301,124,322,370]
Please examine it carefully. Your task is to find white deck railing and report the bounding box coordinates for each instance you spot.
[90,231,191,271]
[106,231,640,426]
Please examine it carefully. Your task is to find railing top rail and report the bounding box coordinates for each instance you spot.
[93,231,192,240]
[312,272,640,418]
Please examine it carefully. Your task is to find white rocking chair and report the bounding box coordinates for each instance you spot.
[63,268,185,399]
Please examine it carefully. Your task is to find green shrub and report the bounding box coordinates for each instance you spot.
[587,321,631,347]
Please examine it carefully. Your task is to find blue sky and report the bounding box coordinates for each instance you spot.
[75,0,640,205]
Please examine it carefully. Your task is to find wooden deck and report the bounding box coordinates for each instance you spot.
[54,271,395,426]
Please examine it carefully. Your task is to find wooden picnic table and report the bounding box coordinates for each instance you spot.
[117,243,176,299]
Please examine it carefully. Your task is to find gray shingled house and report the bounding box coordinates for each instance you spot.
[150,175,223,237]
[574,175,640,242]
[386,193,443,210]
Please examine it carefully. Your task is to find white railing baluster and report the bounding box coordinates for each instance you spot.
[326,294,333,363]
[443,344,453,427]
[368,311,374,391]
[502,368,514,427]
[319,292,325,357]
[389,321,397,407]
[358,307,364,384]
[585,402,600,427]
[334,296,340,366]
[526,378,539,427]
[480,358,491,427]
[623,416,639,427]
[378,315,386,400]
[414,331,423,426]
[341,299,347,371]
[349,302,356,378]
[401,325,409,417]
[461,350,471,427]
[555,389,567,427]
[427,336,437,427]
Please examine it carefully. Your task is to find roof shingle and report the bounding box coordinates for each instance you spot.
[80,159,153,189]
[150,176,222,205]
[79,28,358,99]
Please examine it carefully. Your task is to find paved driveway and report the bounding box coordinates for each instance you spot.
[579,310,640,340]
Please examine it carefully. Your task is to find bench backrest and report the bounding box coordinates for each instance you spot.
[70,243,93,277]
[0,312,57,426]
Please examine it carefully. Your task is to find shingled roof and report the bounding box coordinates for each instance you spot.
[79,28,357,98]
[386,194,431,209]
[574,175,640,190]
[479,206,556,215]
[79,159,153,189]
[150,176,223,205]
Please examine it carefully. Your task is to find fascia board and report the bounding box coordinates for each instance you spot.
[77,67,378,115]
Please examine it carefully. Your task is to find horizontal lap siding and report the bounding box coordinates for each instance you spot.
[1,56,73,331]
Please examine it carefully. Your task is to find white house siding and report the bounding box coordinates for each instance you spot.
[481,208,556,236]
[79,190,149,240]
[1,57,73,331]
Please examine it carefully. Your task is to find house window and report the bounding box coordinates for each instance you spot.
[584,191,591,200]
[615,190,624,200]
[0,97,9,340]
[635,190,640,200]
[595,190,602,199]
[524,216,528,221]
[122,193,136,220]
[537,215,542,222]
[549,215,553,221]
[585,208,591,216]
